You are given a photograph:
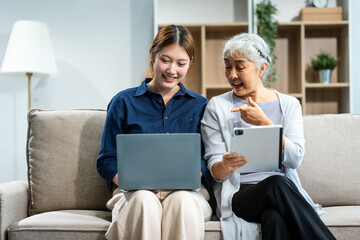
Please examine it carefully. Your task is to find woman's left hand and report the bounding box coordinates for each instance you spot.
[231,97,272,126]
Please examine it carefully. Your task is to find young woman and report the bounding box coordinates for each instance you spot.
[97,25,212,240]
[201,33,335,240]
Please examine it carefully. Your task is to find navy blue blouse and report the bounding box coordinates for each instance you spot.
[97,78,209,191]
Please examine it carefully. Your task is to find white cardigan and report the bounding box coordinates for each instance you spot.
[201,91,324,240]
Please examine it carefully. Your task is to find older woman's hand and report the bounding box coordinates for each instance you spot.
[211,151,248,181]
[222,151,248,173]
[231,97,273,126]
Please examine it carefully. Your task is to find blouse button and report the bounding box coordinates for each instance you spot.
[189,118,193,122]
[165,116,168,120]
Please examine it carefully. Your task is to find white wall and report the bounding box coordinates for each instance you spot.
[0,0,155,183]
[349,0,360,113]
[157,0,338,24]
[157,0,248,23]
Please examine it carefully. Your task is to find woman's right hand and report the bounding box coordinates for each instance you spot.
[212,151,248,181]
[112,173,119,186]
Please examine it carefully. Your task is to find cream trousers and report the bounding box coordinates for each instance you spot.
[105,186,212,240]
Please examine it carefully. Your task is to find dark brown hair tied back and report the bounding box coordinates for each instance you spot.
[144,25,195,79]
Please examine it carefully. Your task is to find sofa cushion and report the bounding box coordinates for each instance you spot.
[320,206,360,227]
[27,109,111,215]
[299,114,360,206]
[321,206,360,239]
[8,211,227,240]
[205,221,222,240]
[7,210,111,240]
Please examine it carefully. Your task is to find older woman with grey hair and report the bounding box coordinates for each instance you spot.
[201,33,335,240]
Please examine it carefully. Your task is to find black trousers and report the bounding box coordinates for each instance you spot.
[231,175,336,240]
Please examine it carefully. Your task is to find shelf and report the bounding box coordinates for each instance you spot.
[289,93,303,98]
[182,26,202,94]
[206,88,231,100]
[204,22,248,28]
[206,84,231,89]
[302,20,349,27]
[305,83,349,88]
[304,22,348,86]
[305,88,349,115]
[273,24,302,94]
[159,20,349,114]
[205,24,248,86]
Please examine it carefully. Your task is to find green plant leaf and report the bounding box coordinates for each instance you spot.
[256,0,280,88]
[311,51,339,71]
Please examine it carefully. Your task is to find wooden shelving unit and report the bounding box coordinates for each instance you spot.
[159,20,349,115]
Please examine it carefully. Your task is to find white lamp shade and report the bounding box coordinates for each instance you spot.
[1,20,57,77]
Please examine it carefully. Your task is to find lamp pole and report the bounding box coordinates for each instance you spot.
[26,72,32,110]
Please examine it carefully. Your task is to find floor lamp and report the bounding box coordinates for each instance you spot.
[1,20,57,110]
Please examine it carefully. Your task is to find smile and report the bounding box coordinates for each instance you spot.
[232,81,244,89]
[163,74,177,81]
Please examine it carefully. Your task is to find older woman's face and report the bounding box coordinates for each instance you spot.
[224,51,265,98]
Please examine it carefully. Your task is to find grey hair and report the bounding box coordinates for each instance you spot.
[222,33,271,81]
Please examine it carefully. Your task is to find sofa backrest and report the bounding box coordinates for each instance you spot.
[27,110,359,213]
[298,114,360,207]
[27,109,112,215]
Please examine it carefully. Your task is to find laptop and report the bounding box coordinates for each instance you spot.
[231,125,283,174]
[116,133,201,190]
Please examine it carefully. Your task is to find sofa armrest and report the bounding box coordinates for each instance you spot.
[0,181,29,240]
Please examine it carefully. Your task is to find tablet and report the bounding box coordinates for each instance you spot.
[231,125,283,174]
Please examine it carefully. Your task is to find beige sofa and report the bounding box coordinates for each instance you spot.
[0,109,359,240]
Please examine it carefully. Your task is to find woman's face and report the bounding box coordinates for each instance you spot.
[152,44,191,91]
[224,51,266,98]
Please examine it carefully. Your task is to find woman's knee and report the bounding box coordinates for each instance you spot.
[126,190,161,208]
[261,176,302,204]
[165,190,196,203]
[263,175,294,189]
[163,191,200,210]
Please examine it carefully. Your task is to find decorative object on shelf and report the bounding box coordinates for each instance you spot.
[1,20,57,110]
[311,51,339,84]
[300,7,342,21]
[255,0,280,88]
[312,0,328,8]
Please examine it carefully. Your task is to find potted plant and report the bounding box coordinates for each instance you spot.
[256,0,279,88]
[311,51,339,84]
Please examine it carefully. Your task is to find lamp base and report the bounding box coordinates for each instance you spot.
[26,72,33,110]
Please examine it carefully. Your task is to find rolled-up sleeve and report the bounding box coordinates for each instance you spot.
[282,99,305,169]
[201,99,228,181]
[97,97,123,191]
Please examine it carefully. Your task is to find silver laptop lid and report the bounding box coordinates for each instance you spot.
[116,133,201,190]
